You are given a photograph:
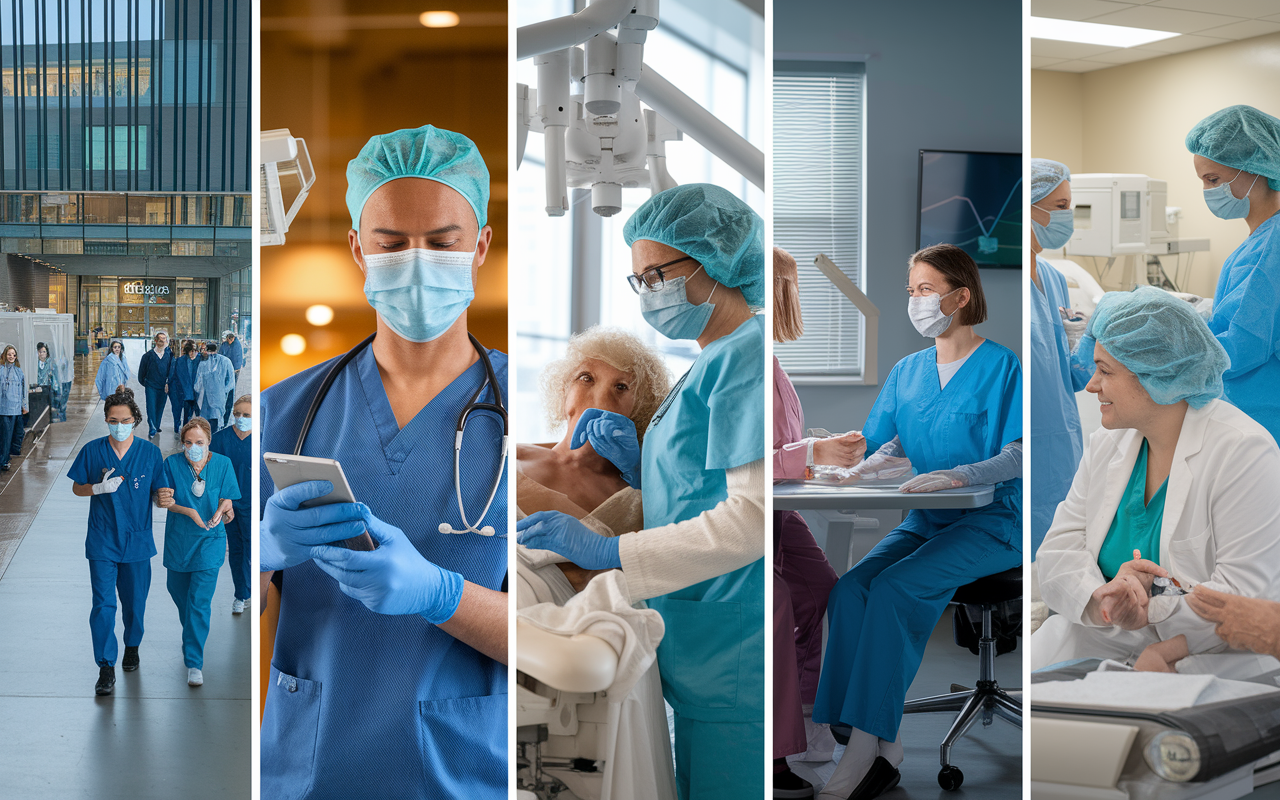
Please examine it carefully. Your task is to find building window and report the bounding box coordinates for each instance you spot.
[85,126,148,171]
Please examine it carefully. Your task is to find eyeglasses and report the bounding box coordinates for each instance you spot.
[626,256,697,294]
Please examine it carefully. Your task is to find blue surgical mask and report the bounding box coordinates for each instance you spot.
[1031,205,1074,250]
[1204,169,1259,220]
[108,423,132,442]
[639,266,716,340]
[235,416,252,433]
[185,443,206,463]
[361,243,476,343]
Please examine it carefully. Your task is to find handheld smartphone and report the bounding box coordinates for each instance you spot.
[263,453,377,551]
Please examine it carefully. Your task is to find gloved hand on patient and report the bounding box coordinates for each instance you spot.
[1187,585,1280,659]
[260,480,368,572]
[571,409,642,489]
[846,437,913,480]
[1089,549,1168,630]
[516,511,622,570]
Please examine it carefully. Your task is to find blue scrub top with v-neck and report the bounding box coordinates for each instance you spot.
[1096,439,1167,581]
[864,339,1023,546]
[67,435,171,562]
[259,340,507,800]
[163,451,241,572]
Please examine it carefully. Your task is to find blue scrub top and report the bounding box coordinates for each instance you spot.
[67,436,171,562]
[36,358,59,387]
[1096,440,1166,581]
[0,364,25,415]
[864,339,1023,547]
[642,314,766,724]
[162,451,240,572]
[260,340,507,799]
[211,426,251,513]
[95,354,130,400]
[1209,211,1280,444]
[170,355,200,401]
[219,338,245,370]
[138,347,174,391]
[1030,257,1095,554]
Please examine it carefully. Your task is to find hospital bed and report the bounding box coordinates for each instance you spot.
[1029,659,1280,799]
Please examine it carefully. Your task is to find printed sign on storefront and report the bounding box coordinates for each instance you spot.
[118,278,175,304]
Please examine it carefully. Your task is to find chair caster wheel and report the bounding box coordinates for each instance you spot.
[939,766,964,791]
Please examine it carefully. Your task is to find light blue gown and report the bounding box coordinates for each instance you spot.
[814,340,1023,742]
[1030,257,1094,554]
[641,314,765,800]
[195,354,235,424]
[260,343,507,799]
[95,353,130,400]
[1208,211,1280,444]
[163,451,240,669]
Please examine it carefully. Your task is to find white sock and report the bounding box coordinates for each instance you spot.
[818,727,877,799]
[878,731,903,768]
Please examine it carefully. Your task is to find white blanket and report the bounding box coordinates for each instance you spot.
[1031,670,1279,711]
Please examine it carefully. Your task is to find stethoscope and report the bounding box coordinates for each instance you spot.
[294,332,509,537]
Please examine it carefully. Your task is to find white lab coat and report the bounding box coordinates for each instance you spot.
[1032,399,1280,671]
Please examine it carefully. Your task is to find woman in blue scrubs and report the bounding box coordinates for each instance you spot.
[0,345,27,472]
[211,395,252,615]
[68,389,171,695]
[519,183,767,800]
[161,417,239,687]
[95,339,131,401]
[35,342,62,424]
[138,331,175,437]
[813,245,1022,799]
[258,125,508,799]
[1029,159,1095,554]
[170,342,201,431]
[1185,105,1280,443]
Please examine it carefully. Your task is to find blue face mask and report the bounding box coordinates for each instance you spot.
[361,243,476,343]
[1031,205,1074,250]
[1204,169,1259,220]
[639,266,716,340]
[234,415,252,433]
[185,443,206,463]
[108,423,133,442]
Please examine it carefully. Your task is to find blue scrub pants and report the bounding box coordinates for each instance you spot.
[673,718,764,800]
[88,559,151,667]
[182,400,198,427]
[813,524,1020,741]
[168,392,184,431]
[167,567,219,669]
[226,513,250,601]
[0,415,18,467]
[145,387,168,435]
[57,382,70,422]
[10,412,24,456]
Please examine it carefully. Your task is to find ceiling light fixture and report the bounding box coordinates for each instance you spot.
[420,11,460,28]
[1031,17,1179,48]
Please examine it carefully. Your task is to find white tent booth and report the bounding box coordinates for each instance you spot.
[0,311,76,444]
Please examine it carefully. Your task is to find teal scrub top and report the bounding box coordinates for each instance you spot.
[162,451,241,572]
[1096,439,1166,581]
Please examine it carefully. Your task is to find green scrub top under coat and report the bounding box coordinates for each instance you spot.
[162,450,241,572]
[1097,439,1167,581]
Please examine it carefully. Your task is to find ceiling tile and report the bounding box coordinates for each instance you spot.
[1134,32,1235,51]
[1087,6,1248,33]
[1030,38,1118,59]
[1031,0,1138,20]
[1149,0,1280,17]
[1266,13,1280,23]
[1193,19,1280,38]
[1041,59,1118,72]
[1086,46,1167,63]
[1031,56,1068,68]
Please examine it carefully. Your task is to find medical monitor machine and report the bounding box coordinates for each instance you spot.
[516,0,765,218]
[260,129,315,246]
[916,150,1022,268]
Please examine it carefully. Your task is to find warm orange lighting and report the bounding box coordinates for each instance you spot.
[419,11,460,28]
[281,334,307,356]
[305,305,335,326]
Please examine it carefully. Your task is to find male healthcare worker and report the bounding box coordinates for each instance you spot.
[219,331,244,420]
[196,342,235,432]
[519,183,767,800]
[259,125,507,799]
[1185,105,1280,444]
[68,389,172,696]
[211,395,252,615]
[1029,158,1095,554]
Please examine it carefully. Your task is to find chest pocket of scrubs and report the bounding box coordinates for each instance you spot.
[418,693,507,795]
[261,667,322,800]
[944,412,988,468]
[654,598,742,711]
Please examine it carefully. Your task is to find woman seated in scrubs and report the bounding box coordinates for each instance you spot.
[520,183,766,800]
[1185,105,1280,444]
[1033,287,1280,672]
[95,339,131,401]
[813,244,1022,800]
[160,417,239,687]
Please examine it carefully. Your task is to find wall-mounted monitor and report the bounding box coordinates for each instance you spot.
[917,149,1022,268]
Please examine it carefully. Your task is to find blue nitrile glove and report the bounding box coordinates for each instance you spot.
[570,408,642,489]
[311,505,465,623]
[260,481,368,572]
[516,511,622,570]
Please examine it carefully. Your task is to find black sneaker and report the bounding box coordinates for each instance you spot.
[95,666,116,696]
[849,757,901,800]
[774,768,815,799]
[122,646,140,671]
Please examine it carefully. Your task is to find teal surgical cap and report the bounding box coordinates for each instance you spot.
[623,183,764,308]
[1031,158,1070,205]
[1086,286,1228,408]
[345,125,490,230]
[1186,105,1280,192]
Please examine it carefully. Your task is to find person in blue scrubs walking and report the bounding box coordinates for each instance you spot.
[211,395,252,615]
[170,342,201,431]
[519,184,768,800]
[1185,105,1280,444]
[160,416,239,687]
[34,342,62,424]
[95,339,131,401]
[196,342,235,432]
[258,125,508,799]
[1029,158,1095,554]
[219,331,245,420]
[138,331,176,437]
[812,245,1023,800]
[68,389,172,695]
[0,345,28,472]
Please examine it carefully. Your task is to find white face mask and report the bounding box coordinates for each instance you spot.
[907,288,962,338]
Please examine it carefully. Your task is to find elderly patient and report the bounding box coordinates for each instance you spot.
[1033,287,1280,673]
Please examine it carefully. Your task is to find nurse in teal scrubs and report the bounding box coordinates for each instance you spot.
[160,416,240,687]
[519,183,767,800]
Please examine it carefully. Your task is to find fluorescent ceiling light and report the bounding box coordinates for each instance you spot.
[1031,17,1180,48]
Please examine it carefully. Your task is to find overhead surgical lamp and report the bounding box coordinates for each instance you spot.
[260,128,315,246]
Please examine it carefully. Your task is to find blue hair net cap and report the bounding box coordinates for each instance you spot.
[345,125,490,230]
[1086,286,1229,408]
[1031,158,1071,205]
[1186,105,1280,192]
[623,183,764,307]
